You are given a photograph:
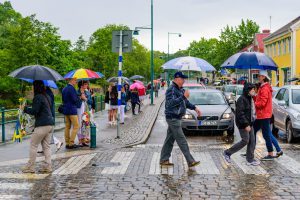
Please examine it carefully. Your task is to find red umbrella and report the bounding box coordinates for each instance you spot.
[130,82,145,90]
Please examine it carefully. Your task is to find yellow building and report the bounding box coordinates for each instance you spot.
[264,16,300,86]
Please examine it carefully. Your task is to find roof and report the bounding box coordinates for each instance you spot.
[255,32,270,52]
[264,16,300,41]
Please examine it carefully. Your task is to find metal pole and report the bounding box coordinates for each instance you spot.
[117,30,123,138]
[167,32,170,61]
[150,0,154,105]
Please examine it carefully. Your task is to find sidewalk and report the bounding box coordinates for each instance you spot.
[0,91,165,163]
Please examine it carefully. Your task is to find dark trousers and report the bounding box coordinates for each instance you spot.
[131,102,140,114]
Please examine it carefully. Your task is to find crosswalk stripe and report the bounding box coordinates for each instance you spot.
[0,183,33,190]
[0,195,23,199]
[149,152,173,175]
[231,153,268,175]
[193,152,220,174]
[275,154,300,174]
[53,153,96,175]
[0,173,48,180]
[101,152,135,174]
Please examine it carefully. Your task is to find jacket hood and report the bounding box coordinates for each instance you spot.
[243,83,255,96]
[260,82,273,92]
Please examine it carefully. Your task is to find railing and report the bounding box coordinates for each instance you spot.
[0,95,105,143]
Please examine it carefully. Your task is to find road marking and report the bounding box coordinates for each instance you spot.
[0,150,95,167]
[101,152,135,174]
[149,152,173,175]
[193,152,220,174]
[53,153,96,175]
[231,153,268,175]
[0,183,33,190]
[0,195,23,199]
[0,173,48,180]
[275,154,300,174]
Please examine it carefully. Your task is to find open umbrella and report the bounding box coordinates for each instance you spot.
[20,78,58,89]
[107,76,130,83]
[130,75,144,80]
[221,52,278,71]
[162,56,215,72]
[96,72,105,78]
[9,65,64,81]
[64,68,101,80]
[130,82,145,90]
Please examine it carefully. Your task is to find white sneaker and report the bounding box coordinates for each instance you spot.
[246,160,260,166]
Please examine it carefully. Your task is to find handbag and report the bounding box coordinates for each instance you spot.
[58,104,64,114]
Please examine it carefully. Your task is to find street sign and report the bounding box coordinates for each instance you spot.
[112,30,133,53]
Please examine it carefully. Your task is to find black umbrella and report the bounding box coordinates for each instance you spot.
[129,75,144,80]
[107,76,130,83]
[9,65,64,81]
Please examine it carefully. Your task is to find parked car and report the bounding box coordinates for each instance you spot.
[181,89,235,136]
[235,85,244,102]
[272,85,300,143]
[272,86,280,97]
[221,84,244,104]
[183,83,206,90]
[213,80,222,86]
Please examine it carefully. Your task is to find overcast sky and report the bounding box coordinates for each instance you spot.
[3,0,300,53]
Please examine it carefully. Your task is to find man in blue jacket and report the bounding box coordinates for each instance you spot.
[160,72,201,168]
[62,78,81,149]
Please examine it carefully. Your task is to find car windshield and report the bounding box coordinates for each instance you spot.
[189,91,226,105]
[223,85,236,93]
[184,86,204,90]
[292,89,300,104]
[237,87,243,95]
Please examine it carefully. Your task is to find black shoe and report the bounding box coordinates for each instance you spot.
[68,144,79,149]
[261,155,275,161]
[133,113,137,115]
[240,153,246,157]
[276,151,283,157]
[188,161,200,167]
[65,145,70,149]
[81,143,89,147]
[37,150,44,154]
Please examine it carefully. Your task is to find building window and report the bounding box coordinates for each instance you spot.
[288,38,291,53]
[283,39,286,54]
[278,42,281,56]
[273,43,276,56]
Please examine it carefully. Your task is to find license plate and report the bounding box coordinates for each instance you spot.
[198,121,217,126]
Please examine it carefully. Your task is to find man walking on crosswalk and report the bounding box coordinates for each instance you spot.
[160,72,201,168]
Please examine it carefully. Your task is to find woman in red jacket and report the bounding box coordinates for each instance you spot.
[255,70,283,160]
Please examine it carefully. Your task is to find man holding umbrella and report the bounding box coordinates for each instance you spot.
[160,72,201,168]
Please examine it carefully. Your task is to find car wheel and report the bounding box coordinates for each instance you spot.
[286,121,295,143]
[271,123,279,138]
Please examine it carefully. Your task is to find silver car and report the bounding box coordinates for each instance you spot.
[272,85,300,143]
[181,89,234,135]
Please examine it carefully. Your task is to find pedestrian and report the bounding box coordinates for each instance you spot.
[160,72,201,168]
[104,85,113,123]
[62,78,80,149]
[124,83,131,112]
[77,80,93,146]
[255,70,283,160]
[131,88,141,115]
[38,87,63,153]
[110,85,118,125]
[22,81,54,173]
[120,86,126,124]
[154,83,159,97]
[223,83,260,166]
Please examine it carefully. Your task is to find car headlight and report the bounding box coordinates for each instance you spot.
[222,108,232,119]
[292,113,300,120]
[182,114,193,119]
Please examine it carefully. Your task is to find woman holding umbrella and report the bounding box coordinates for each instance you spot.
[21,81,54,173]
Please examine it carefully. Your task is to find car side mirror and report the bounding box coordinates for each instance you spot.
[278,100,286,107]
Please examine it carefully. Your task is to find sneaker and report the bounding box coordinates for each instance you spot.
[56,142,63,152]
[37,150,44,154]
[81,143,89,147]
[38,167,52,173]
[276,151,283,157]
[67,144,79,149]
[223,151,231,163]
[160,160,174,166]
[261,155,275,161]
[246,160,260,166]
[22,166,35,173]
[188,161,200,167]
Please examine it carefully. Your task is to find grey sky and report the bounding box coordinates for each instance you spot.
[3,0,300,53]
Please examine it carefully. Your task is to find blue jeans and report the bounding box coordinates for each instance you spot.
[160,118,195,164]
[254,119,281,153]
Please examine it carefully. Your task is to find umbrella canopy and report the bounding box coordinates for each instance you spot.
[288,77,299,82]
[133,80,144,85]
[96,72,105,78]
[221,52,278,71]
[9,65,64,81]
[107,76,130,83]
[20,78,58,89]
[130,75,144,80]
[162,56,215,72]
[64,68,101,80]
[238,76,248,81]
[130,82,145,90]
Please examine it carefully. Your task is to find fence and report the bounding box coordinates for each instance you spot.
[0,95,105,143]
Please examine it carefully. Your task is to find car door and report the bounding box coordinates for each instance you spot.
[273,88,286,129]
[281,88,290,129]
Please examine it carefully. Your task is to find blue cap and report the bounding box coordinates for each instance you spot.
[174,71,188,79]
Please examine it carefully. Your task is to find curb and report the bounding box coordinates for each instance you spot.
[124,97,165,148]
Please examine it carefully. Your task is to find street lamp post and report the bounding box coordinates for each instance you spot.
[167,32,182,85]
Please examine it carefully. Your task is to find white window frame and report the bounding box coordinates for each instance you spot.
[273,43,276,56]
[278,42,281,56]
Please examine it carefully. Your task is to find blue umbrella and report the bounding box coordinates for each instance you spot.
[238,76,248,81]
[162,56,215,72]
[96,72,105,78]
[20,78,58,89]
[221,52,278,71]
